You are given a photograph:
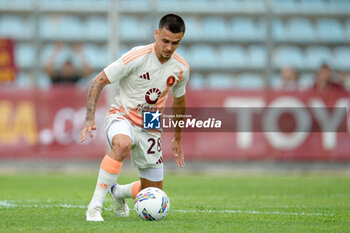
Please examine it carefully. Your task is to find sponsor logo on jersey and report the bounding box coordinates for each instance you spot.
[143,110,161,129]
[145,88,161,104]
[139,72,150,80]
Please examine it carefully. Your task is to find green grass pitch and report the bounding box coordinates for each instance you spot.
[0,172,349,232]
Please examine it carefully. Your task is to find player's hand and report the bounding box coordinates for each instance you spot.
[172,137,184,168]
[80,119,96,143]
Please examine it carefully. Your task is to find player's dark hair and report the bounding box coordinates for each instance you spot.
[158,14,185,34]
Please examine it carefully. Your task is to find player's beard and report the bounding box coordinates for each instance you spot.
[162,51,172,59]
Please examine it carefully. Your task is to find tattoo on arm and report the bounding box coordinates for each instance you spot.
[86,77,105,121]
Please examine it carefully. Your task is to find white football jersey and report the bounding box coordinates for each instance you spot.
[103,43,190,127]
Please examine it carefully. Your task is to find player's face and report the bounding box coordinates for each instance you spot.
[155,27,184,63]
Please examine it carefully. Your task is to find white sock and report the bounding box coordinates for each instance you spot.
[115,182,138,199]
[88,168,119,209]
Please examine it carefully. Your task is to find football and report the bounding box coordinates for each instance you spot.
[134,187,170,221]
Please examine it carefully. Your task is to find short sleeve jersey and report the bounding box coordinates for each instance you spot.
[103,43,190,126]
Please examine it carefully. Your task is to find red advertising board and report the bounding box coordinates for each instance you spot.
[1,87,350,161]
[0,38,16,82]
[0,87,107,159]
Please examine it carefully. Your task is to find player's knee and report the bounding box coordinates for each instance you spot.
[112,135,132,156]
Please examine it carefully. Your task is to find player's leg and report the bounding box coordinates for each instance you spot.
[110,180,141,200]
[108,130,139,217]
[138,167,164,190]
[140,177,163,189]
[131,130,164,191]
[86,154,122,221]
[106,119,140,217]
[112,167,163,202]
[86,119,132,221]
[110,128,164,203]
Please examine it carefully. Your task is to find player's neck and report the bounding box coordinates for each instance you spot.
[155,47,170,64]
[158,56,169,64]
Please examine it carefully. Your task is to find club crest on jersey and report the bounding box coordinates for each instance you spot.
[167,75,175,87]
[145,88,161,104]
[139,72,150,80]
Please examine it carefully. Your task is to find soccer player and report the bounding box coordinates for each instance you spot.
[80,14,190,221]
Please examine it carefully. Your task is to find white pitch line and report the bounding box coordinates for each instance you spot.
[173,209,334,216]
[0,201,87,209]
[0,200,334,217]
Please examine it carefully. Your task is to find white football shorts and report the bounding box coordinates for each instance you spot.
[104,111,164,180]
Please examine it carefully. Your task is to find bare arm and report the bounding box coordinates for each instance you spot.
[80,71,111,143]
[171,95,186,168]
